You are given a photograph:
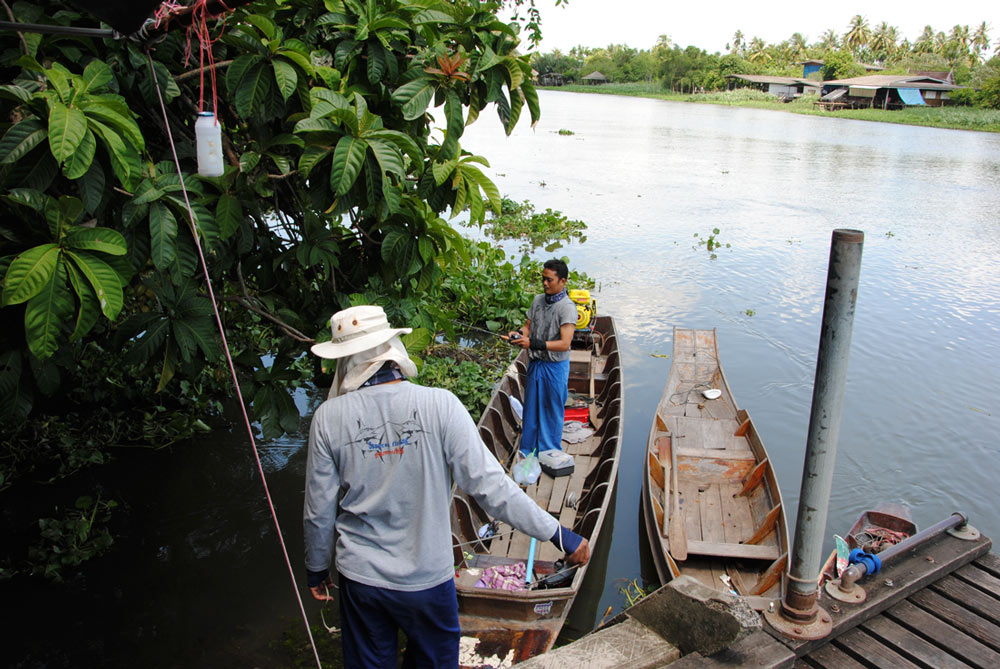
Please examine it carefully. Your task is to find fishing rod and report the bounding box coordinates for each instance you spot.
[454,321,522,342]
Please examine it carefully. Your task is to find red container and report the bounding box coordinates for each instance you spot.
[564,406,589,424]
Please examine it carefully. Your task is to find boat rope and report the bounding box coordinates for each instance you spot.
[146,54,322,669]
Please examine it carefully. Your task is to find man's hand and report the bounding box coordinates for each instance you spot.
[504,331,530,348]
[566,537,590,565]
[309,577,336,602]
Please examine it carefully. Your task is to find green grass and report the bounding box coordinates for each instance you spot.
[541,84,1000,133]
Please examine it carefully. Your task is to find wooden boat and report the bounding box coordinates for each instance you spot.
[641,328,789,611]
[451,315,623,666]
[819,503,917,586]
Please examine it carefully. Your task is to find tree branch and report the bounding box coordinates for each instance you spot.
[176,60,234,82]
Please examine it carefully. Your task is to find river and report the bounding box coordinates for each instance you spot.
[7,90,999,666]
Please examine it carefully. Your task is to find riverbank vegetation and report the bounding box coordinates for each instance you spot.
[532,15,1000,126]
[548,83,1000,133]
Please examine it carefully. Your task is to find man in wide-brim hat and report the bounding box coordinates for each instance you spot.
[303,305,589,668]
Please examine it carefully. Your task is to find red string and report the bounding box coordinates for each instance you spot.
[145,53,323,669]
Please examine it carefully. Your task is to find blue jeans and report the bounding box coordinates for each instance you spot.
[338,573,460,668]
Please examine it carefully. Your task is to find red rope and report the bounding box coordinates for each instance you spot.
[145,53,323,669]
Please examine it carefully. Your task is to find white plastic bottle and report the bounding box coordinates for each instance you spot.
[195,112,225,177]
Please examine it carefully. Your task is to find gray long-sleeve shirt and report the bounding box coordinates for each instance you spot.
[304,381,559,591]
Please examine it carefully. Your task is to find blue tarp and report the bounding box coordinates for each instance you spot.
[897,88,926,106]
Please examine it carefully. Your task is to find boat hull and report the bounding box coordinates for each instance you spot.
[452,315,623,666]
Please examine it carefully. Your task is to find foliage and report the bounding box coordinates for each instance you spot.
[475,198,587,252]
[14,494,118,582]
[618,577,650,607]
[557,128,574,135]
[0,0,550,462]
[417,353,502,418]
[820,50,865,81]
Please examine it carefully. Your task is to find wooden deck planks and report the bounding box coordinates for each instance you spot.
[929,574,1000,624]
[860,615,971,668]
[884,599,1000,668]
[833,628,923,669]
[720,482,753,545]
[799,641,868,668]
[955,561,1000,599]
[908,587,1000,651]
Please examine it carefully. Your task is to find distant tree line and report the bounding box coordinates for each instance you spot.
[531,16,1000,108]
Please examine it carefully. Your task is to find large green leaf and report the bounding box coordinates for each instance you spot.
[234,60,275,118]
[65,262,100,341]
[62,127,96,179]
[441,90,464,158]
[24,258,73,359]
[149,201,178,270]
[215,194,243,240]
[298,145,332,178]
[77,160,106,213]
[391,78,435,120]
[65,250,123,319]
[2,244,61,306]
[171,311,219,362]
[0,119,47,165]
[121,312,169,366]
[78,99,144,151]
[330,135,367,195]
[272,59,297,101]
[366,138,404,179]
[367,41,386,84]
[47,101,88,164]
[79,60,113,96]
[64,226,127,255]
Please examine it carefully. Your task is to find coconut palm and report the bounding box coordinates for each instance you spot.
[971,22,991,63]
[818,29,839,51]
[747,36,770,64]
[913,25,935,54]
[869,21,897,64]
[844,15,871,59]
[731,30,745,57]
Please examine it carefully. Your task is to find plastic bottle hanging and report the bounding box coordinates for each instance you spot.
[195,112,225,177]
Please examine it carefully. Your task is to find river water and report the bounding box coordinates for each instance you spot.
[8,91,1000,666]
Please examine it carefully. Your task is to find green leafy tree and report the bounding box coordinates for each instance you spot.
[820,50,865,81]
[0,0,544,442]
[844,15,871,60]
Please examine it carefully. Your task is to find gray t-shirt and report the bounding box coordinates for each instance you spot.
[527,293,579,362]
[304,381,559,591]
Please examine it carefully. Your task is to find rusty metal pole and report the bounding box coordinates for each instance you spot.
[766,229,864,639]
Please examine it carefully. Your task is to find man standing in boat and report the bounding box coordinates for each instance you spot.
[506,259,578,463]
[303,305,589,668]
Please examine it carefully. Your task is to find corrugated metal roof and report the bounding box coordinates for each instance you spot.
[824,74,961,91]
[726,75,820,87]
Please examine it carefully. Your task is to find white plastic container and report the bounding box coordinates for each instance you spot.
[195,112,224,177]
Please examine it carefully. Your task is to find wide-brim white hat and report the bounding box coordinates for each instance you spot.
[310,305,412,359]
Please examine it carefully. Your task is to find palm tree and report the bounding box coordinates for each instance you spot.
[747,36,770,64]
[818,29,839,51]
[971,22,991,63]
[913,25,935,54]
[843,15,871,60]
[789,32,808,60]
[949,25,973,67]
[869,22,896,64]
[731,30,745,57]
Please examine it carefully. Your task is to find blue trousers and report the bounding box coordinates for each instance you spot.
[338,573,460,668]
[520,358,569,454]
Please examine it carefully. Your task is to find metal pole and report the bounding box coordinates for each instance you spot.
[785,229,865,623]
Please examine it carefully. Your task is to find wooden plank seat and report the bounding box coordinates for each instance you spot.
[685,540,781,561]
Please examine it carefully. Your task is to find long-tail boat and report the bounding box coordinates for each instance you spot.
[641,327,789,610]
[452,315,623,666]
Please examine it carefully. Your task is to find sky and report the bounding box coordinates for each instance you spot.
[525,1,1000,55]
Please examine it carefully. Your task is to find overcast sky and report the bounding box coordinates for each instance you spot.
[525,1,999,55]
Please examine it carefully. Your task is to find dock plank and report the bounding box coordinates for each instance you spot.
[861,615,969,668]
[885,599,1000,668]
[929,574,1000,623]
[801,641,868,668]
[973,552,1000,579]
[954,561,1000,599]
[833,628,922,669]
[909,588,1000,651]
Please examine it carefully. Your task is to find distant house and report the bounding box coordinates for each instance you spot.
[538,72,565,87]
[800,59,824,78]
[819,74,963,109]
[581,71,607,85]
[726,74,821,99]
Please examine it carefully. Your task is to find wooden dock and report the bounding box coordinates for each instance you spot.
[523,525,995,668]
